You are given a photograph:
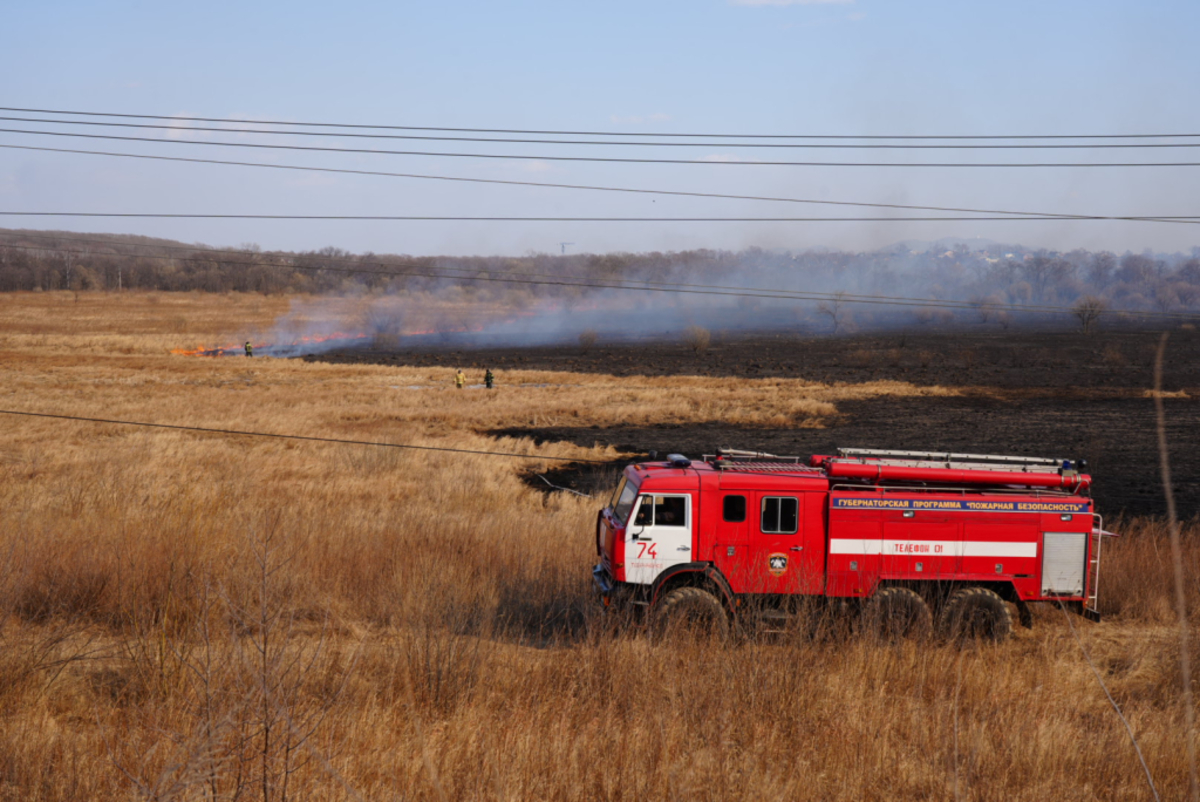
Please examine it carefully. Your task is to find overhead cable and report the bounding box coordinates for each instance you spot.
[3,127,1199,167]
[1056,599,1161,801]
[1,143,1188,225]
[0,409,609,464]
[5,115,1200,150]
[5,105,1199,141]
[2,211,1197,224]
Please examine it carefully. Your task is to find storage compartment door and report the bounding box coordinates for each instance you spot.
[1042,531,1087,596]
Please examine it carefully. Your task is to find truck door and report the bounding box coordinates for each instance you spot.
[624,493,693,586]
[712,492,752,592]
[746,493,822,594]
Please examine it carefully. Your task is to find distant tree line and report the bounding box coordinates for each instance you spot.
[1,229,1198,319]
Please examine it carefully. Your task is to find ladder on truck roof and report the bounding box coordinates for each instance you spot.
[712,461,821,474]
[706,448,821,474]
[836,448,1080,475]
[713,448,803,462]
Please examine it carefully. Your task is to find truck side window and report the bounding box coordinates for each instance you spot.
[723,495,747,522]
[653,495,686,527]
[762,497,799,534]
[634,497,652,526]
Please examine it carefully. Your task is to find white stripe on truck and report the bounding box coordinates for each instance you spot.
[829,539,1039,558]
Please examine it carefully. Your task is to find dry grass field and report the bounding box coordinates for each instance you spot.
[0,291,1196,801]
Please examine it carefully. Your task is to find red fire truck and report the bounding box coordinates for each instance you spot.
[592,448,1106,640]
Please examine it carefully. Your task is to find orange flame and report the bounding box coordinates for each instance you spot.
[171,322,495,357]
[171,331,374,357]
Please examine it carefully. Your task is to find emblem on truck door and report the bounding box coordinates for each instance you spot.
[768,553,789,576]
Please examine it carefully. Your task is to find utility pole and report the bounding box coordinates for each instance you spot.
[560,242,574,256]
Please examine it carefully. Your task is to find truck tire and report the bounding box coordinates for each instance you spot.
[652,587,730,642]
[939,587,1013,643]
[862,587,933,641]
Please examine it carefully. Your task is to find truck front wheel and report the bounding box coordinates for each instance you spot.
[939,587,1013,643]
[652,587,730,642]
[862,587,933,641]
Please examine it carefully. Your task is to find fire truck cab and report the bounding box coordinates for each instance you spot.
[593,448,1105,641]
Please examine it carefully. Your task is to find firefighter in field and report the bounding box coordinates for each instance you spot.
[484,368,494,389]
[455,369,465,389]
[244,341,253,357]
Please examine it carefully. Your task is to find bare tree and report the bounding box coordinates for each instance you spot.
[1175,283,1199,311]
[1088,251,1117,289]
[1007,281,1033,305]
[970,294,1002,324]
[1021,252,1072,301]
[1073,295,1107,334]
[1154,285,1180,315]
[683,326,711,353]
[817,292,847,335]
[1116,253,1157,285]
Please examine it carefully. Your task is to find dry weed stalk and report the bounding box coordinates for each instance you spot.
[1153,333,1199,801]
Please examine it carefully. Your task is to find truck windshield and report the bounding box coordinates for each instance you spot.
[611,477,639,526]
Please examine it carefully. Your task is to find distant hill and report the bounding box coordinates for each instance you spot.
[1,228,1197,329]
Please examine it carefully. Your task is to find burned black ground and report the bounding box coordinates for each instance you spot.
[312,328,1200,391]
[313,327,1200,519]
[496,394,1198,519]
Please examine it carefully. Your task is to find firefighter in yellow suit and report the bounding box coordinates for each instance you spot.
[455,369,465,389]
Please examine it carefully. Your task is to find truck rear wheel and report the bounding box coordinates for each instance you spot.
[652,587,730,642]
[939,587,1013,643]
[862,587,932,641]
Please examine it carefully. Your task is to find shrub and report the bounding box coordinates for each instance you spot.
[683,326,711,353]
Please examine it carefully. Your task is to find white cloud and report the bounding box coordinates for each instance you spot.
[847,11,866,20]
[164,115,196,141]
[731,0,852,6]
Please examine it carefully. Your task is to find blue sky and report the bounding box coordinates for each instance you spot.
[2,0,1198,256]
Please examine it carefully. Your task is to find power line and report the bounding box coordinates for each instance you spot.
[6,115,1200,150]
[2,143,1189,225]
[0,409,609,464]
[2,211,1197,224]
[8,211,1198,222]
[4,127,1200,168]
[5,105,1200,141]
[1056,599,1161,802]
[4,235,1198,323]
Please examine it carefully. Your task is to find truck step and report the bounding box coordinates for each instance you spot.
[755,610,792,622]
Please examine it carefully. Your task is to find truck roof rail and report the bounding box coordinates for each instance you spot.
[711,447,805,463]
[836,447,1082,475]
[712,461,821,473]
